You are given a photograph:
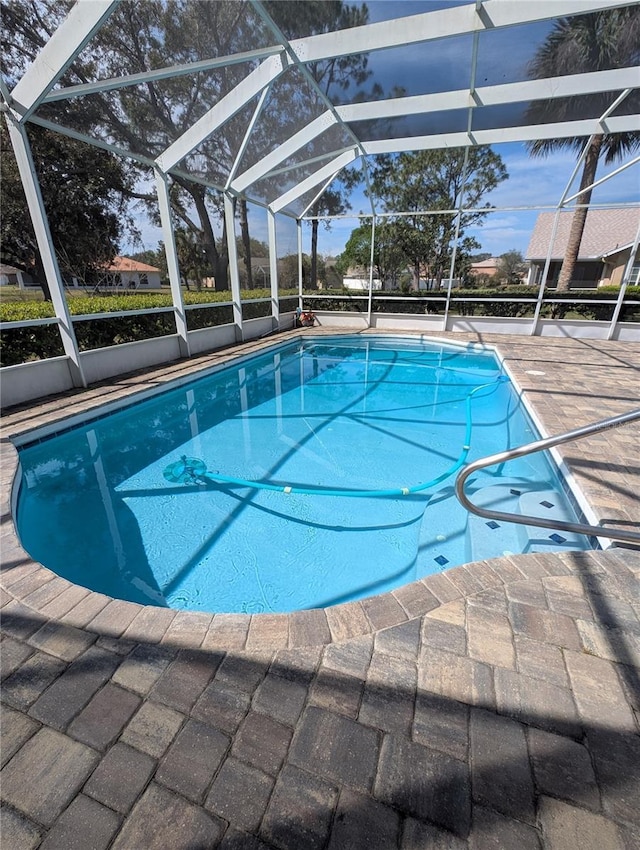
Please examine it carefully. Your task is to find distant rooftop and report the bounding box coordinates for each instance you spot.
[470,257,501,271]
[526,209,640,261]
[108,256,161,273]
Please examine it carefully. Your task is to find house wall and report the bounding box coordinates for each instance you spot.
[113,270,160,289]
[342,278,382,291]
[600,247,637,287]
[529,260,602,289]
[0,269,28,288]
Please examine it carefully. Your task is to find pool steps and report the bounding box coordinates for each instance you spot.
[417,479,588,575]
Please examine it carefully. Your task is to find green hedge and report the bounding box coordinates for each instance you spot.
[0,289,298,366]
[303,286,640,321]
[1,325,65,365]
[2,286,637,368]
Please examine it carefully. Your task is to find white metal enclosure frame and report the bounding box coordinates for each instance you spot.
[1,0,639,392]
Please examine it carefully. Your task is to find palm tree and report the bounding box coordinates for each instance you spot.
[526,7,640,291]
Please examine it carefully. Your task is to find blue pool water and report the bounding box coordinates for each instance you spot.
[17,336,591,613]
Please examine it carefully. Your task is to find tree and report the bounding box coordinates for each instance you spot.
[307,189,348,289]
[526,7,640,291]
[0,121,134,299]
[262,2,373,287]
[496,250,527,285]
[277,253,311,289]
[337,220,407,288]
[2,2,374,293]
[173,228,209,291]
[369,148,507,289]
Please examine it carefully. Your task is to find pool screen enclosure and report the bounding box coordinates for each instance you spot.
[1,0,639,388]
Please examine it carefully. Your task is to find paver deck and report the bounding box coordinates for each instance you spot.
[1,330,639,849]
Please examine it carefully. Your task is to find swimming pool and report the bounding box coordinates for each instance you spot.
[16,336,591,613]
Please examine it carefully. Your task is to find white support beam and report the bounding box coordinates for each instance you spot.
[297,220,303,306]
[291,0,633,64]
[300,172,344,220]
[363,115,640,155]
[29,114,158,167]
[154,168,190,358]
[226,85,271,190]
[232,111,337,193]
[10,0,120,119]
[336,67,640,124]
[267,210,280,329]
[156,53,288,173]
[366,216,376,327]
[268,146,355,179]
[41,45,284,103]
[608,218,640,340]
[0,76,12,105]
[4,113,86,387]
[270,149,358,214]
[444,147,471,327]
[224,195,244,340]
[564,156,640,205]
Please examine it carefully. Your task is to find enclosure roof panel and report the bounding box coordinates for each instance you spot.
[2,0,639,213]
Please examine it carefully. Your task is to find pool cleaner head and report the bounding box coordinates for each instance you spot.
[163,455,208,484]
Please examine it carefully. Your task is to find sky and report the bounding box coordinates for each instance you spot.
[130,144,638,261]
[307,143,640,260]
[125,0,640,262]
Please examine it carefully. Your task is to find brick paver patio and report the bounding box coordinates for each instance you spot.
[2,331,639,849]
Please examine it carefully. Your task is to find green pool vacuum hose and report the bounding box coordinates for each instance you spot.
[163,375,510,498]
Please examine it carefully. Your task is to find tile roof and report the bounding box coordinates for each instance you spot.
[470,258,501,271]
[107,256,161,273]
[526,208,640,260]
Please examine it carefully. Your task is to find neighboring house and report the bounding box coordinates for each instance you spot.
[469,257,501,278]
[342,276,383,291]
[526,209,640,289]
[0,257,161,290]
[0,264,32,287]
[203,256,270,289]
[96,256,162,289]
[342,265,382,291]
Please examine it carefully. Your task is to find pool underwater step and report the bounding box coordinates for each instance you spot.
[417,479,590,577]
[517,489,587,552]
[467,483,587,562]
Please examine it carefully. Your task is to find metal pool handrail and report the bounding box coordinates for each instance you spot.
[455,408,640,544]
